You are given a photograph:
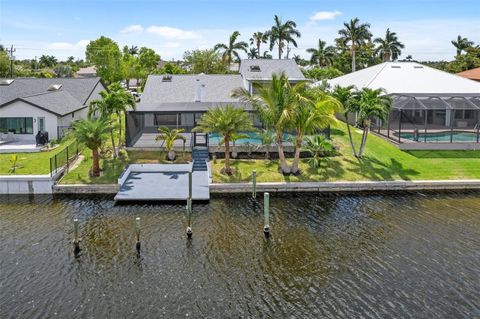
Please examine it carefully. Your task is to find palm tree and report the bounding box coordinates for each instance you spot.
[129,45,139,56]
[332,85,358,157]
[355,88,392,157]
[337,18,372,72]
[259,129,276,159]
[306,39,336,67]
[262,51,273,59]
[194,105,253,175]
[451,35,474,56]
[72,118,110,177]
[247,47,259,59]
[233,73,299,174]
[303,135,334,168]
[374,29,405,62]
[88,83,136,156]
[267,15,301,59]
[214,31,248,65]
[289,87,341,174]
[250,32,268,57]
[155,127,186,161]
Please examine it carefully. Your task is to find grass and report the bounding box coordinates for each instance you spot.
[211,121,480,183]
[60,149,192,184]
[0,139,75,175]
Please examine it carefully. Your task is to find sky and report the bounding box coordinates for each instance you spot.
[0,0,479,62]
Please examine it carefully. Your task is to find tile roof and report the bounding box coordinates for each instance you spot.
[0,77,104,116]
[325,62,480,95]
[457,67,480,81]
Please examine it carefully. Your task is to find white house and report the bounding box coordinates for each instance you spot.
[0,77,106,142]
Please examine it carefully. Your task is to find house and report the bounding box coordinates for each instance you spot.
[126,59,306,147]
[457,67,480,82]
[325,62,480,149]
[75,66,97,78]
[0,77,106,142]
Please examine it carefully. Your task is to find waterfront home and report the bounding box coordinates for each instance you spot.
[74,66,97,78]
[0,77,106,143]
[126,59,305,148]
[325,62,480,150]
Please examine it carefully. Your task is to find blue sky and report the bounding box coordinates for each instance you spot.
[1,0,479,61]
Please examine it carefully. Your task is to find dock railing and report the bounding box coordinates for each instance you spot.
[49,140,79,177]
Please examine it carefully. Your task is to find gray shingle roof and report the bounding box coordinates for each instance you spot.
[239,59,305,81]
[0,77,104,116]
[137,74,247,112]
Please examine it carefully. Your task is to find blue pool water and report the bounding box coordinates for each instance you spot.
[209,132,295,145]
[400,131,478,142]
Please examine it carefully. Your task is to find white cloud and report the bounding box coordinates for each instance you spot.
[163,42,180,48]
[49,42,75,49]
[121,24,144,33]
[310,10,342,21]
[146,26,200,40]
[76,40,90,47]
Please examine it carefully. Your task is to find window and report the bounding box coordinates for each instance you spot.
[0,117,34,134]
[249,65,261,72]
[154,114,177,126]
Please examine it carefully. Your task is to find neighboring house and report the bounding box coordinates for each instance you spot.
[457,67,480,82]
[126,59,306,147]
[75,66,97,78]
[325,62,480,149]
[0,77,106,142]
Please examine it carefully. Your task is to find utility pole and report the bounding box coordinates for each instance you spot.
[6,45,16,78]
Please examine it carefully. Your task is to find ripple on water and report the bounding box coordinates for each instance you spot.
[0,192,479,318]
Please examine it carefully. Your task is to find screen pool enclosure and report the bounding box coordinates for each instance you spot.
[371,93,480,144]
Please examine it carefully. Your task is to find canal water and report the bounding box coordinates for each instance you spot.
[0,192,479,318]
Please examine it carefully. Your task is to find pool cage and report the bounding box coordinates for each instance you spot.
[371,94,480,144]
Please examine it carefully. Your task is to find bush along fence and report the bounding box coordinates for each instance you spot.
[50,140,79,177]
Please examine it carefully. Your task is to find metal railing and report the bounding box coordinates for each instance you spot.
[49,140,79,177]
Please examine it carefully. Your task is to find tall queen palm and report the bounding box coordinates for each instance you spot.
[250,32,268,58]
[374,29,405,62]
[451,35,474,56]
[337,18,372,72]
[214,31,248,66]
[267,15,301,59]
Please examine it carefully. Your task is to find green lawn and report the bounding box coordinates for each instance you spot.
[212,122,480,183]
[0,140,75,175]
[60,149,192,184]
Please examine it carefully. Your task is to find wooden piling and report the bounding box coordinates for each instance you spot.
[188,171,192,199]
[186,198,192,238]
[73,218,81,255]
[252,170,257,198]
[135,217,141,252]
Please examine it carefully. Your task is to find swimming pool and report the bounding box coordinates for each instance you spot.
[209,132,295,145]
[400,131,479,142]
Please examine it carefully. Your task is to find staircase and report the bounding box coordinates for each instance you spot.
[192,147,209,171]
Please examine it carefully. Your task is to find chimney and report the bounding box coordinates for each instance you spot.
[194,79,201,102]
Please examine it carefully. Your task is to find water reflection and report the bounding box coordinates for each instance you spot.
[0,192,479,318]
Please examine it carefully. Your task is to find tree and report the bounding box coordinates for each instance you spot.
[355,88,392,157]
[303,135,334,168]
[0,50,9,77]
[306,39,336,67]
[72,118,110,177]
[183,49,227,74]
[214,31,248,65]
[447,46,480,72]
[259,129,275,159]
[194,105,253,175]
[451,35,474,56]
[233,73,298,174]
[374,29,405,61]
[85,36,123,84]
[289,87,341,174]
[129,45,139,56]
[39,55,58,68]
[54,64,73,78]
[337,18,372,72]
[88,82,136,156]
[156,62,188,74]
[302,67,343,81]
[248,47,259,59]
[138,47,160,72]
[332,85,358,157]
[155,127,186,160]
[262,51,273,59]
[267,15,301,59]
[250,32,268,58]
